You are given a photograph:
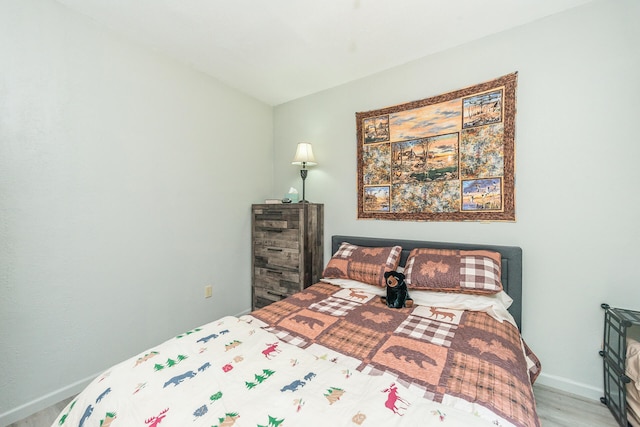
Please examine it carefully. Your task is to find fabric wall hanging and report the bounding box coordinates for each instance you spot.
[356,72,517,222]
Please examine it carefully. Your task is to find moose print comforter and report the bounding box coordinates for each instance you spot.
[53,314,501,427]
[247,282,541,427]
[54,282,540,427]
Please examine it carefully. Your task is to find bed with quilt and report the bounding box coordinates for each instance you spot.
[53,235,541,427]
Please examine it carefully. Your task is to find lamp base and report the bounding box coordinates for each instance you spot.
[299,168,309,204]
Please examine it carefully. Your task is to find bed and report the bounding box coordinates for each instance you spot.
[52,235,541,427]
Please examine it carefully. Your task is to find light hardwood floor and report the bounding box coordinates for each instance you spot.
[8,384,619,426]
[7,396,74,427]
[533,384,620,427]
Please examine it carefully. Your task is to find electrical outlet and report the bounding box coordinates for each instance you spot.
[205,285,213,298]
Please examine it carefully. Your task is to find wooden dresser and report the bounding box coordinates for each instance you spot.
[251,203,324,310]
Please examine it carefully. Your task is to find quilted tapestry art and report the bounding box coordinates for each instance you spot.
[356,72,517,222]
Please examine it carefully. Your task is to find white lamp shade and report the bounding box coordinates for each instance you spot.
[292,142,317,166]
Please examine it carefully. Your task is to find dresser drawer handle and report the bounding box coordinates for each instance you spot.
[266,269,283,275]
[267,290,288,299]
[264,228,283,233]
[267,248,283,252]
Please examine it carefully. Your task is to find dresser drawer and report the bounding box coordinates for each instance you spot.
[253,229,300,250]
[253,244,300,270]
[253,290,285,309]
[254,268,300,295]
[254,266,300,286]
[253,208,300,231]
[253,267,301,308]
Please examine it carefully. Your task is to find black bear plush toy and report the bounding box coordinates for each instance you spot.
[381,271,413,308]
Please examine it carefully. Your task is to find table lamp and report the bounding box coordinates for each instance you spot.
[291,142,317,203]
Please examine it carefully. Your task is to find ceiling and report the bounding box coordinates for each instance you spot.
[55,0,594,106]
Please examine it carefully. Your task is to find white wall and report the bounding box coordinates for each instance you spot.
[0,0,273,424]
[2,0,638,424]
[274,0,640,401]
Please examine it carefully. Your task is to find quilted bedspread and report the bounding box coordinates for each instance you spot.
[53,314,504,427]
[53,282,540,427]
[248,282,541,427]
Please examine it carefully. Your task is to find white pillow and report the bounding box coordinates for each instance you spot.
[410,289,515,325]
[320,277,515,325]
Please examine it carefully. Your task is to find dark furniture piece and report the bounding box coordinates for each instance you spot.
[600,303,640,427]
[331,235,524,329]
[251,203,323,310]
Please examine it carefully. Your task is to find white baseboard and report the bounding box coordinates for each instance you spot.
[0,374,95,427]
[535,372,604,401]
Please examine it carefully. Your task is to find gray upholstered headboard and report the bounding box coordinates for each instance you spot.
[331,235,523,330]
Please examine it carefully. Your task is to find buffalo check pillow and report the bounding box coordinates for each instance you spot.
[322,242,402,287]
[404,248,503,294]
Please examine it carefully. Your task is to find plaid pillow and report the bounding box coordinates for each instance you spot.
[404,248,502,294]
[322,242,402,287]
